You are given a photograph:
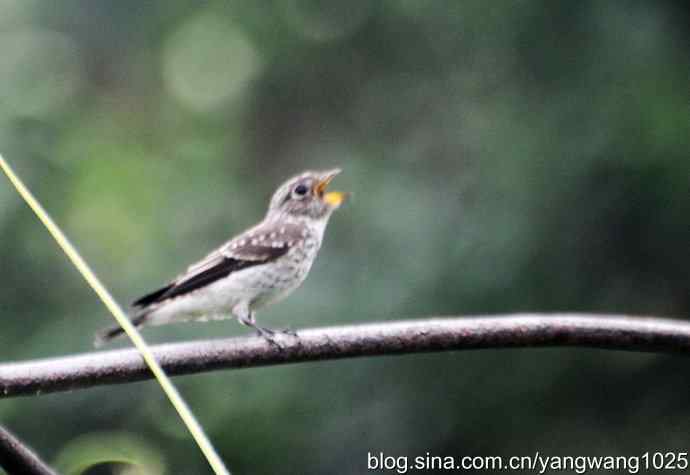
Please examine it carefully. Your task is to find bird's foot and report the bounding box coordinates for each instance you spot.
[254,325,299,348]
[239,314,297,347]
[253,323,298,337]
[251,325,282,349]
[277,326,298,337]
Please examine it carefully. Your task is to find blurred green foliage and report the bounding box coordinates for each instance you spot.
[1,1,689,473]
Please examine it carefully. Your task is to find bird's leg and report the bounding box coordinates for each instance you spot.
[234,304,283,347]
[234,302,297,340]
[238,311,274,338]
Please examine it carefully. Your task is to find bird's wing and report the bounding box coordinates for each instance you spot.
[132,222,305,308]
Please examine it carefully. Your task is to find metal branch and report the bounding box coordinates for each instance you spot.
[2,314,689,398]
[0,425,59,475]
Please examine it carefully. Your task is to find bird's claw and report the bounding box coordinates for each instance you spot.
[253,325,298,349]
[279,326,298,337]
[254,325,274,336]
[254,324,297,337]
[251,326,279,348]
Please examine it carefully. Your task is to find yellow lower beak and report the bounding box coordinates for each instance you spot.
[323,191,348,207]
[315,169,347,208]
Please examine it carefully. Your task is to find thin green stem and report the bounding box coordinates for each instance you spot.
[0,155,230,475]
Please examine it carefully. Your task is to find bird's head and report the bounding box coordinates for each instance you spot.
[267,169,348,222]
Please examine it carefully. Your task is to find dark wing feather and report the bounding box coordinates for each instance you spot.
[135,257,261,306]
[131,223,303,308]
[132,284,174,307]
[131,258,247,308]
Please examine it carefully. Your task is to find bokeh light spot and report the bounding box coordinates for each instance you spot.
[0,29,83,118]
[162,12,262,113]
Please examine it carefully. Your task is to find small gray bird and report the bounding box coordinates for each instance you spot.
[95,169,347,346]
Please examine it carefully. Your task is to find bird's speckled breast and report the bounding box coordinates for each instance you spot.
[248,226,322,310]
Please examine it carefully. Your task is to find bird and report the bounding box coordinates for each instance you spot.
[95,168,347,346]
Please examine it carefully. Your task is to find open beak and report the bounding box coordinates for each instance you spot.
[315,168,348,208]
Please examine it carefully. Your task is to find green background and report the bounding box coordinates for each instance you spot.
[1,1,689,473]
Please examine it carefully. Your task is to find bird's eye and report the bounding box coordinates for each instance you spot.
[293,184,309,197]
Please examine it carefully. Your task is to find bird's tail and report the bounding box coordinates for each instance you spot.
[93,311,150,348]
